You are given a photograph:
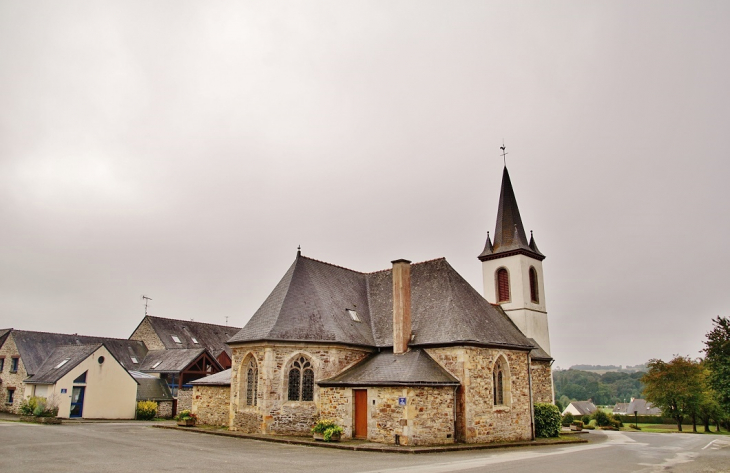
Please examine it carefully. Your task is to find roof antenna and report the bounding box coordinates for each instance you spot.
[225,316,229,326]
[297,245,301,257]
[142,295,152,316]
[500,140,508,167]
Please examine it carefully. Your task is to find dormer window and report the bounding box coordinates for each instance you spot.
[346,309,361,322]
[171,335,182,343]
[55,359,69,369]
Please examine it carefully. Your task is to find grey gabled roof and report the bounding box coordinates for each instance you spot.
[626,398,661,415]
[9,330,148,376]
[478,166,544,262]
[25,344,100,384]
[229,255,535,352]
[568,401,597,416]
[613,403,629,415]
[318,349,459,387]
[138,348,207,373]
[138,316,241,358]
[191,368,231,386]
[135,376,174,401]
[527,338,552,361]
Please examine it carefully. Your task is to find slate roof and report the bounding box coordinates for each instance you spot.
[566,401,597,416]
[138,348,208,373]
[229,255,535,352]
[626,398,661,416]
[527,338,552,361]
[132,372,174,401]
[318,349,460,387]
[613,403,629,415]
[24,344,100,384]
[138,316,241,358]
[190,368,231,386]
[478,166,544,262]
[8,330,148,375]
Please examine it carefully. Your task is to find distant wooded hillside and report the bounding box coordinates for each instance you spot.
[568,364,647,373]
[554,369,646,406]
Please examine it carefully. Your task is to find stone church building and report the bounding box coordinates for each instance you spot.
[224,167,554,445]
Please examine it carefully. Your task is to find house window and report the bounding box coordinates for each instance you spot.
[496,268,510,303]
[287,356,314,402]
[245,359,258,406]
[6,388,15,404]
[0,357,4,372]
[529,267,539,303]
[10,357,19,373]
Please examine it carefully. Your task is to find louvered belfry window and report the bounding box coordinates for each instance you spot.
[288,356,314,401]
[496,268,510,302]
[529,267,539,303]
[246,359,258,406]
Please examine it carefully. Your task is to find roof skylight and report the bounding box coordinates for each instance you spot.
[191,337,198,344]
[131,357,138,363]
[346,309,361,322]
[152,361,162,369]
[171,335,182,343]
[55,359,69,369]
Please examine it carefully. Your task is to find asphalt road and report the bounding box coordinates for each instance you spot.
[1,422,728,473]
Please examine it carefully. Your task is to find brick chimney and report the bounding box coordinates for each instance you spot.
[392,259,412,354]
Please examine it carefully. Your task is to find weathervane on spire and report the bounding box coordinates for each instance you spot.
[500,140,508,166]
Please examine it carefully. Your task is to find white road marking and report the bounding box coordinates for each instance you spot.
[702,439,717,450]
[360,432,643,473]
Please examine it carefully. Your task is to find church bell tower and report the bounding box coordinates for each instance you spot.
[479,166,552,356]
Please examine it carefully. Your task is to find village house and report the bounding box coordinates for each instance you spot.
[562,401,598,417]
[215,166,555,446]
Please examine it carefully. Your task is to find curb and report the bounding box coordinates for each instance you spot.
[152,425,588,454]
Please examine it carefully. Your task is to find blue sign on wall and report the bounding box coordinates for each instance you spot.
[398,397,406,406]
[61,388,67,394]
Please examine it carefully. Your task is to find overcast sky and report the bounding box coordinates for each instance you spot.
[1,1,728,369]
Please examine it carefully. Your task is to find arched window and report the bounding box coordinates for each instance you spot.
[245,359,258,406]
[529,267,539,303]
[496,268,510,303]
[493,360,504,405]
[287,356,314,401]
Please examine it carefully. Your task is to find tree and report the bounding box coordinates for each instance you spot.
[703,316,730,415]
[642,356,704,432]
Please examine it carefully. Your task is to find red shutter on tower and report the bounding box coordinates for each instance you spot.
[497,269,510,302]
[529,267,539,303]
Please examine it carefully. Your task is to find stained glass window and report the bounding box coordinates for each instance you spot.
[246,359,258,406]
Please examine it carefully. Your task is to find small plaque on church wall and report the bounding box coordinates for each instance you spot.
[398,397,406,406]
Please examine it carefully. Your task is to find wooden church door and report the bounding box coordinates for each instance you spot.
[353,389,367,438]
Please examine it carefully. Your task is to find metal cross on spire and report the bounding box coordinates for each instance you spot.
[142,295,152,316]
[500,140,508,166]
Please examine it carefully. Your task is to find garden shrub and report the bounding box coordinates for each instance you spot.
[562,412,574,425]
[20,396,58,417]
[592,410,611,427]
[582,415,591,424]
[312,419,344,442]
[534,403,561,438]
[136,401,158,420]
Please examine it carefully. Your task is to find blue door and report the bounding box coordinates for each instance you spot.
[70,386,85,418]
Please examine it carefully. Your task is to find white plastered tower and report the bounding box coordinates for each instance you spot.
[479,167,552,356]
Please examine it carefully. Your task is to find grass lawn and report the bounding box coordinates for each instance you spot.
[623,423,730,435]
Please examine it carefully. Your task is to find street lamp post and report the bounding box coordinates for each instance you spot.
[634,410,638,428]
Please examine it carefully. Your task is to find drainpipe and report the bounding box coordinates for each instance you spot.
[528,354,535,440]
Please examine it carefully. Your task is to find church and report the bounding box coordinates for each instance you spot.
[224,166,554,445]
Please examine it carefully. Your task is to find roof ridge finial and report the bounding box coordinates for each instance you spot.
[500,140,508,167]
[297,245,301,257]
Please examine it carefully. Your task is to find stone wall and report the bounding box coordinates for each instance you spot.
[192,385,230,426]
[319,386,455,446]
[0,334,27,414]
[129,317,165,350]
[229,342,371,435]
[530,360,554,404]
[177,387,193,412]
[157,401,173,419]
[426,347,533,443]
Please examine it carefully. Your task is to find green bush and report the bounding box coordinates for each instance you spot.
[562,412,574,425]
[19,396,58,417]
[582,415,591,424]
[534,403,561,438]
[136,401,158,420]
[592,410,611,427]
[312,419,344,441]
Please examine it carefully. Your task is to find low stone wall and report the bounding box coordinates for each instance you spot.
[177,388,193,413]
[192,386,230,426]
[157,401,174,419]
[20,416,62,424]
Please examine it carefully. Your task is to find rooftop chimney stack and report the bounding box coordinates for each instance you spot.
[392,259,412,354]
